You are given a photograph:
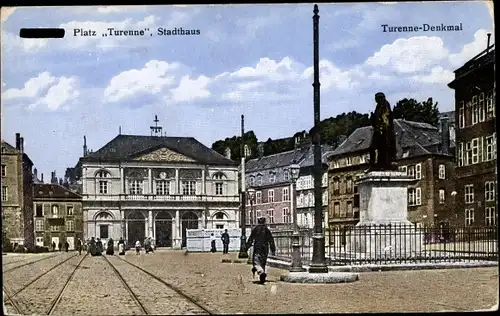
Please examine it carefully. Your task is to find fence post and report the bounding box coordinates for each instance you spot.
[290,231,305,272]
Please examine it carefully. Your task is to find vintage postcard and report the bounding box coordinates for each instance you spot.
[1,2,497,315]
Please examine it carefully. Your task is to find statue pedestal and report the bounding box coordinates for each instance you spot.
[347,171,422,259]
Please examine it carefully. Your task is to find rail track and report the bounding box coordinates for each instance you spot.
[3,253,88,315]
[47,253,89,315]
[103,255,214,315]
[2,253,61,273]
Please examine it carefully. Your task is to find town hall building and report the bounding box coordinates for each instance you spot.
[75,118,240,248]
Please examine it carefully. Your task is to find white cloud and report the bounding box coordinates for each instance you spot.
[104,60,182,103]
[412,66,454,84]
[1,31,48,53]
[449,29,494,66]
[3,72,56,99]
[303,60,360,90]
[3,72,80,111]
[32,77,80,111]
[170,75,211,103]
[365,36,449,73]
[230,57,302,81]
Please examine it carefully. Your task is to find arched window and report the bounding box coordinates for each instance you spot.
[96,170,111,195]
[52,205,59,215]
[213,172,226,180]
[128,172,144,195]
[214,212,226,220]
[249,176,255,186]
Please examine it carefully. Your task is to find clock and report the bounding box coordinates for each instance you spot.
[159,172,167,179]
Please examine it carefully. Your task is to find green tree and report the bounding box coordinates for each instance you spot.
[393,97,440,126]
[211,131,259,161]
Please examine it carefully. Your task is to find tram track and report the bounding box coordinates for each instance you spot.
[47,253,89,315]
[104,255,214,315]
[3,253,61,274]
[3,254,87,315]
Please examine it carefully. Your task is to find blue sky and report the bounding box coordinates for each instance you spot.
[1,3,494,180]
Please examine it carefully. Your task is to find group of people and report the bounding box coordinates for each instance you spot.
[209,229,231,254]
[51,240,71,252]
[134,237,155,255]
[85,237,127,256]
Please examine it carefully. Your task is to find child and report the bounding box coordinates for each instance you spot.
[135,240,141,255]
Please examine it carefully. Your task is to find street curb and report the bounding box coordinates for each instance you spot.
[267,258,499,272]
[221,259,248,264]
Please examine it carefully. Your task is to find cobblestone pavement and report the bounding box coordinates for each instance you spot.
[3,251,498,315]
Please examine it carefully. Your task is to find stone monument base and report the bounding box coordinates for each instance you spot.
[347,222,422,260]
[346,170,423,260]
[280,272,359,284]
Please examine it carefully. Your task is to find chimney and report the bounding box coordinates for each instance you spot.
[258,143,264,158]
[440,116,450,155]
[224,147,231,160]
[83,136,88,157]
[41,173,44,183]
[20,137,24,152]
[34,168,38,179]
[15,133,21,150]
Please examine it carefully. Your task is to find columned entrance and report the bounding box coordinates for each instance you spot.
[155,211,173,248]
[127,211,146,248]
[181,212,199,248]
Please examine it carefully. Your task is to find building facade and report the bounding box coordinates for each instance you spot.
[1,133,35,249]
[77,134,240,248]
[245,143,332,231]
[33,183,83,250]
[327,118,456,240]
[448,42,496,227]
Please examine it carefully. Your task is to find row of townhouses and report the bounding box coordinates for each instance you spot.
[1,38,496,252]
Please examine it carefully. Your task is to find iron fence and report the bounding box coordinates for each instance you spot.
[270,224,498,266]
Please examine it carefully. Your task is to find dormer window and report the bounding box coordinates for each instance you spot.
[284,170,290,181]
[269,172,276,184]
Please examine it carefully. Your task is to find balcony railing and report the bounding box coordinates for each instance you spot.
[123,194,239,202]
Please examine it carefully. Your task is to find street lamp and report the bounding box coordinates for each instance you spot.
[247,188,256,264]
[289,163,305,272]
[309,4,329,274]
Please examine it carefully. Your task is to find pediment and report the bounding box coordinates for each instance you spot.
[132,147,196,162]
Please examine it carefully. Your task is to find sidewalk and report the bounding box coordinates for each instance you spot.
[123,251,499,313]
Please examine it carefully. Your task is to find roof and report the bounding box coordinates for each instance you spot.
[448,46,495,87]
[246,144,332,172]
[79,135,237,166]
[328,119,452,159]
[1,140,17,153]
[34,183,82,199]
[1,140,34,165]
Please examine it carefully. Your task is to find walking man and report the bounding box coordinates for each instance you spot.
[76,238,82,255]
[246,217,276,284]
[64,240,70,252]
[221,229,230,254]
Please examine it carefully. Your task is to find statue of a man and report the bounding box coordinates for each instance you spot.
[369,92,397,171]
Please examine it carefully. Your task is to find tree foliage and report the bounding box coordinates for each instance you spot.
[392,97,440,126]
[211,97,440,159]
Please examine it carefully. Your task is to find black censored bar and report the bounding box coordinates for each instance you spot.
[19,28,65,39]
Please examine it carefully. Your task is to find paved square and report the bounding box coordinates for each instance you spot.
[3,251,498,314]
